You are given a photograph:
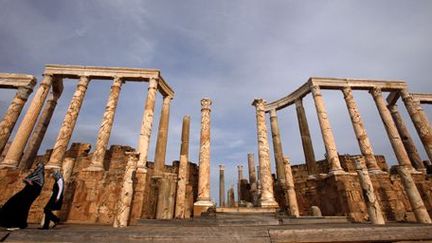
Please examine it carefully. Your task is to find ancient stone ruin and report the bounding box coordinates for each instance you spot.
[0,67,431,229]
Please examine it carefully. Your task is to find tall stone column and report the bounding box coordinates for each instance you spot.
[46,76,90,169]
[400,89,432,163]
[269,109,286,183]
[87,77,123,171]
[113,152,138,228]
[137,78,158,170]
[283,156,299,217]
[175,116,190,218]
[342,87,381,173]
[353,156,385,225]
[153,96,172,175]
[295,99,317,174]
[370,88,412,168]
[219,165,225,207]
[237,165,243,202]
[388,105,425,171]
[1,74,54,168]
[0,86,33,155]
[397,166,431,223]
[19,94,59,170]
[310,85,343,174]
[252,98,278,208]
[193,98,213,215]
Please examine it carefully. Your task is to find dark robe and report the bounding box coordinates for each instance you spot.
[0,181,42,228]
[45,179,63,211]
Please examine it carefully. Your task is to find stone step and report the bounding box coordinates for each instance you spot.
[280,216,350,224]
[216,207,277,214]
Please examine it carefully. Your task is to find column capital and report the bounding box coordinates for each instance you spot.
[201,97,212,111]
[310,84,321,96]
[163,95,173,103]
[342,86,353,97]
[269,109,277,118]
[41,73,54,86]
[295,98,303,107]
[219,164,225,170]
[16,86,33,100]
[113,76,124,85]
[370,87,382,97]
[149,77,158,89]
[252,98,266,111]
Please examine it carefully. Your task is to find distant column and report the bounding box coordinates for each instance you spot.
[87,77,123,171]
[247,153,258,193]
[283,156,299,217]
[1,74,54,168]
[269,109,286,184]
[153,96,172,176]
[370,87,412,168]
[295,99,317,174]
[137,78,158,170]
[237,165,243,202]
[311,85,343,173]
[388,105,425,171]
[219,165,225,207]
[0,86,33,155]
[353,156,385,225]
[400,89,432,163]
[20,94,60,170]
[342,87,381,173]
[194,98,213,215]
[252,98,278,208]
[175,116,190,218]
[46,76,90,169]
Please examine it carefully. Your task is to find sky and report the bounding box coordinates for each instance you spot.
[0,0,431,205]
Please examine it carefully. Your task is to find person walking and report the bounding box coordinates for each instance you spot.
[0,163,45,230]
[40,170,64,230]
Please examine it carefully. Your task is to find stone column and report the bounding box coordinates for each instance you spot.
[237,165,243,202]
[175,116,190,218]
[19,94,59,170]
[370,88,412,168]
[388,105,425,171]
[227,186,235,208]
[219,165,225,207]
[310,85,343,174]
[400,89,432,163]
[397,166,431,223]
[283,156,299,217]
[353,156,385,225]
[1,74,54,168]
[153,95,172,175]
[295,99,317,174]
[46,76,90,169]
[114,152,138,228]
[137,78,158,170]
[342,87,381,173]
[0,86,33,155]
[87,77,123,171]
[269,109,286,183]
[252,98,278,208]
[247,153,259,206]
[193,98,213,215]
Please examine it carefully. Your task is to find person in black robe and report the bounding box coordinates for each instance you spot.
[40,170,63,229]
[0,163,45,230]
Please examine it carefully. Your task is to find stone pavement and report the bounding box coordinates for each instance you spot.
[1,221,431,242]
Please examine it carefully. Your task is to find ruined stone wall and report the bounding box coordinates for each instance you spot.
[0,143,199,225]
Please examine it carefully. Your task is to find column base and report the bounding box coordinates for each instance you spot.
[193,200,214,217]
[0,159,18,169]
[328,169,346,176]
[259,198,279,208]
[83,165,104,172]
[368,169,387,175]
[45,164,61,170]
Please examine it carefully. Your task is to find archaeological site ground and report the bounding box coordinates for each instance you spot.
[0,65,431,242]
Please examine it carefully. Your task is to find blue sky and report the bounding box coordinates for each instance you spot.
[1,0,431,204]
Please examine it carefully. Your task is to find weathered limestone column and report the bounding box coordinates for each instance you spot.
[153,95,172,175]
[269,109,286,183]
[61,157,76,183]
[156,174,176,219]
[1,74,54,167]
[370,88,412,168]
[219,165,225,207]
[388,105,425,171]
[400,89,432,163]
[87,77,123,171]
[227,185,235,207]
[0,86,33,155]
[252,98,278,208]
[397,166,431,223]
[114,152,138,228]
[342,87,381,173]
[46,76,90,169]
[310,85,344,174]
[20,94,60,170]
[137,78,158,170]
[295,99,317,174]
[237,165,243,202]
[247,153,258,189]
[193,98,213,215]
[283,156,299,217]
[353,156,385,224]
[175,116,190,218]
